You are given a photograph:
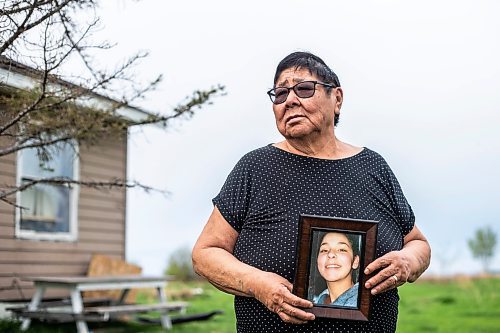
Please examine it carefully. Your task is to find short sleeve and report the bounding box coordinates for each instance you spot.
[212,156,253,233]
[383,164,415,236]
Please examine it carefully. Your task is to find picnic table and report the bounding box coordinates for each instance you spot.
[15,275,188,333]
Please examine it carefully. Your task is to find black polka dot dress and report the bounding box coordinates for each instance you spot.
[213,145,415,333]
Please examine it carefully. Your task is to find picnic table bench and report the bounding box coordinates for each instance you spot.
[11,275,188,333]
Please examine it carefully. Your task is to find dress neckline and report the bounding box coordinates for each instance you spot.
[268,143,367,162]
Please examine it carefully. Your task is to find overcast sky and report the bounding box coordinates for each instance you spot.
[94,0,500,276]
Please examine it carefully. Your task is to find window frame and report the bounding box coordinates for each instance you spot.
[15,142,80,242]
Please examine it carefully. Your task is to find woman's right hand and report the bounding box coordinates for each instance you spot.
[193,208,315,324]
[249,271,315,324]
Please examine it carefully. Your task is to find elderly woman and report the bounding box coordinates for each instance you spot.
[192,51,431,333]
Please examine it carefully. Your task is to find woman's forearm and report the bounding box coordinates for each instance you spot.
[401,226,431,282]
[192,245,261,297]
[192,206,267,297]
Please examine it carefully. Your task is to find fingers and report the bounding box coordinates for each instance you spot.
[365,268,401,295]
[364,251,410,295]
[254,272,315,324]
[276,302,314,324]
[269,284,314,323]
[286,290,314,309]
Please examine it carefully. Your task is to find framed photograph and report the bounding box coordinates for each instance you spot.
[293,214,378,321]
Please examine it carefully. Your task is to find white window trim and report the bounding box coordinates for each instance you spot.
[15,143,80,242]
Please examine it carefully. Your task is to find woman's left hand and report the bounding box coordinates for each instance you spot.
[363,225,431,295]
[363,250,411,295]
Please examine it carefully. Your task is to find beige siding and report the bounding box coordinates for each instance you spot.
[0,135,128,301]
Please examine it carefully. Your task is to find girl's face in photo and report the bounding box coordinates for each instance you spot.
[317,233,360,283]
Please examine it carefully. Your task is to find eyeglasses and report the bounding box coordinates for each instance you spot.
[267,80,336,105]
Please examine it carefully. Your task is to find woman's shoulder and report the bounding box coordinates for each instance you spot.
[359,147,385,161]
[357,147,394,170]
[229,145,280,174]
[237,144,281,163]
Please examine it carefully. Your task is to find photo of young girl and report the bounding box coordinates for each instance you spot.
[309,231,361,308]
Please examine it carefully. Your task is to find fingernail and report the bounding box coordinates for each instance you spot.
[365,282,371,288]
[371,289,377,295]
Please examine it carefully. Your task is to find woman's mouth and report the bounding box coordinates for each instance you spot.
[285,114,305,124]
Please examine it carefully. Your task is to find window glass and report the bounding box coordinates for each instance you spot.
[18,142,77,238]
[22,144,74,178]
[19,182,70,232]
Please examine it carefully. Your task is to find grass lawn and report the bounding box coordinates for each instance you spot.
[1,281,236,333]
[397,276,500,333]
[2,277,499,332]
[131,280,236,333]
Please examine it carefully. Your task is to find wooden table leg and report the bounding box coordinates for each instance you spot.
[70,289,89,333]
[20,286,45,331]
[156,286,172,329]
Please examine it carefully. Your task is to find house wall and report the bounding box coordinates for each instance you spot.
[0,136,128,301]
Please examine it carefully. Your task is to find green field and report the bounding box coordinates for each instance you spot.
[397,276,500,333]
[2,277,499,333]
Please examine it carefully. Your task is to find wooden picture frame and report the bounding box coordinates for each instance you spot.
[293,214,378,321]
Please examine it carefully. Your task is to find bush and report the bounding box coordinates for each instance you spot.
[164,245,198,281]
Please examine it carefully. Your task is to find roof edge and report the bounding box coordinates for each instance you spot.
[0,56,156,125]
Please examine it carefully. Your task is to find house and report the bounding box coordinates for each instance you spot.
[0,56,153,301]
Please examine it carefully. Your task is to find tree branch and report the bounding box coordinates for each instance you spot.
[0,1,56,16]
[0,134,73,157]
[0,0,74,56]
[0,176,169,202]
[0,0,225,205]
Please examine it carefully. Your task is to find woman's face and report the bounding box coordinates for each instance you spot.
[272,67,343,140]
[317,232,360,283]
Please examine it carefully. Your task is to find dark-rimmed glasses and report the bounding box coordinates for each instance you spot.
[267,80,336,105]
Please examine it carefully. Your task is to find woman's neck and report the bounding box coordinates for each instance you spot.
[275,136,361,160]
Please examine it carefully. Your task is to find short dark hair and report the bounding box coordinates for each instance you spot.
[273,51,341,87]
[273,51,341,125]
[345,233,360,284]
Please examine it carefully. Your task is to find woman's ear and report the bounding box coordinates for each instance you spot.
[334,87,343,115]
[352,255,360,270]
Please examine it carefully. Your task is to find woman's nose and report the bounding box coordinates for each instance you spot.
[284,90,300,109]
[327,251,336,258]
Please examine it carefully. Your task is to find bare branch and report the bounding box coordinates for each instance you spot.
[57,8,104,82]
[0,0,74,56]
[0,134,73,157]
[0,6,35,56]
[0,176,169,201]
[0,1,56,16]
[0,0,225,203]
[0,195,18,207]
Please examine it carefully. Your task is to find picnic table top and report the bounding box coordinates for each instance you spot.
[21,275,175,284]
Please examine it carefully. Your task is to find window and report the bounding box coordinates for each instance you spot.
[16,142,79,241]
